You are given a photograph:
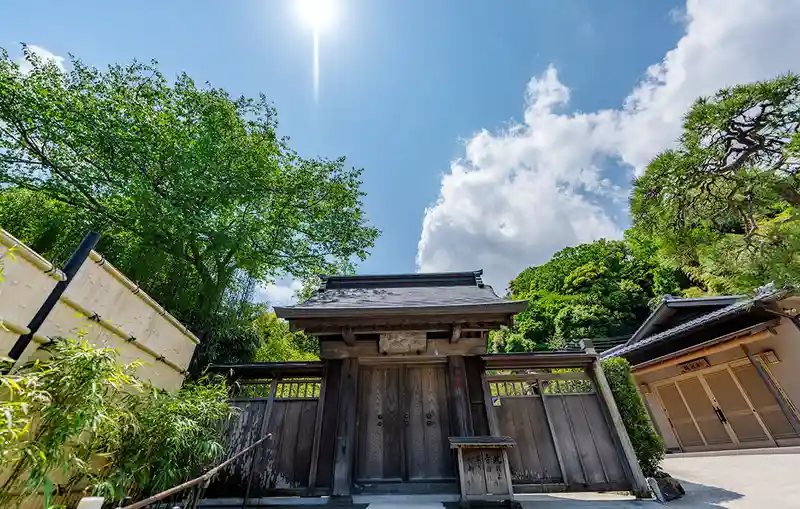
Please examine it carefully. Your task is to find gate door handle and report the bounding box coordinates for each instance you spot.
[713,407,728,424]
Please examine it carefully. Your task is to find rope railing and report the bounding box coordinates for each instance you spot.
[117,433,272,509]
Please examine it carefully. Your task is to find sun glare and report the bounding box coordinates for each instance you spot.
[296,0,336,31]
[295,0,336,102]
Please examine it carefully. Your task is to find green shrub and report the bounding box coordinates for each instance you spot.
[602,356,664,477]
[0,337,235,507]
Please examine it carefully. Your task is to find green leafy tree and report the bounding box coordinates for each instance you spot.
[630,73,800,294]
[0,188,207,322]
[501,239,684,351]
[0,46,379,337]
[251,311,318,362]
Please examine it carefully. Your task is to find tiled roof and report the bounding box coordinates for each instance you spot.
[601,285,790,359]
[624,295,740,346]
[274,270,528,319]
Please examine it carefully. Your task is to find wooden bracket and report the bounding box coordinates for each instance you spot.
[451,324,462,343]
[342,327,356,346]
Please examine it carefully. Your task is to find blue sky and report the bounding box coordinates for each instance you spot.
[2,0,799,304]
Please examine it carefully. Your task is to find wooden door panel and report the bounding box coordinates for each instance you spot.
[382,366,404,480]
[732,364,798,440]
[357,366,403,482]
[405,367,427,480]
[405,365,454,481]
[704,369,770,444]
[677,377,732,445]
[656,383,704,448]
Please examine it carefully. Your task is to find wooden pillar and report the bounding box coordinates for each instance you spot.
[581,340,650,498]
[332,357,358,496]
[447,356,474,437]
[741,344,800,435]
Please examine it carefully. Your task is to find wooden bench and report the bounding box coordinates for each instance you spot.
[449,436,517,507]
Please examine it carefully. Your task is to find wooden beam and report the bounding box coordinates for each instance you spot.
[632,329,772,376]
[320,336,486,360]
[332,358,358,496]
[450,324,462,343]
[207,361,325,380]
[290,313,512,334]
[485,372,591,382]
[582,340,650,498]
[483,352,597,370]
[741,344,800,435]
[342,327,355,346]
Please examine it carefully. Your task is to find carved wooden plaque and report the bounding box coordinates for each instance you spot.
[679,357,710,373]
[379,331,427,354]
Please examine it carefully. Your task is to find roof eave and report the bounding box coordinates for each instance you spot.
[274,300,529,320]
[625,294,743,346]
[625,299,669,346]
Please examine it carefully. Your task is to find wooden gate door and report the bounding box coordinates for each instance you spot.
[730,363,800,445]
[675,376,735,448]
[356,364,454,486]
[405,365,454,482]
[486,374,630,492]
[654,382,706,449]
[357,366,404,483]
[702,366,775,448]
[655,362,799,451]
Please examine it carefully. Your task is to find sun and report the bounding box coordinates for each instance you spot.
[296,0,336,31]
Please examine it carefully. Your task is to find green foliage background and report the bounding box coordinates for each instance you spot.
[494,73,800,477]
[601,357,664,477]
[0,338,234,507]
[495,72,800,354]
[0,45,368,370]
[1,44,799,489]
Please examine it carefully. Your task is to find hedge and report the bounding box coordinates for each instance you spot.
[601,356,665,477]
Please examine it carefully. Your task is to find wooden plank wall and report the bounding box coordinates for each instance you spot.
[206,399,272,498]
[253,399,319,494]
[494,397,562,484]
[208,381,322,498]
[332,358,359,495]
[542,394,628,491]
[488,379,630,492]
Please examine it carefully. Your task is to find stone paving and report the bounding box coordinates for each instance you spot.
[518,449,800,509]
[660,450,800,509]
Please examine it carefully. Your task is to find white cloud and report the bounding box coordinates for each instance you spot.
[16,45,66,73]
[255,279,303,308]
[417,0,800,293]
